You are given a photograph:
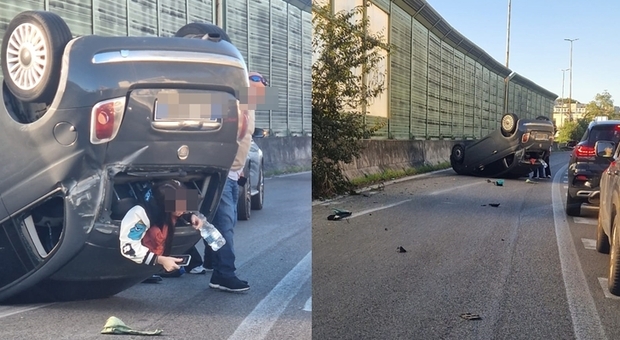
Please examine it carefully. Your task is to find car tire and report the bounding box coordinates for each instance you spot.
[237,179,251,221]
[565,192,581,217]
[609,218,620,295]
[450,144,466,175]
[597,217,611,254]
[174,23,231,43]
[251,167,264,210]
[1,11,72,104]
[500,113,518,137]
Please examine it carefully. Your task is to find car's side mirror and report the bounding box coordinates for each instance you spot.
[253,128,266,138]
[596,140,615,158]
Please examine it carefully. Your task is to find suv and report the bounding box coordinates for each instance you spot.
[0,11,248,302]
[566,120,620,216]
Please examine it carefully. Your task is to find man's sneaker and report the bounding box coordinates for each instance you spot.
[189,265,207,274]
[209,276,250,292]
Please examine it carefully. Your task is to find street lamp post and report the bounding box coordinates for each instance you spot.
[503,0,512,114]
[564,38,578,121]
[561,68,569,123]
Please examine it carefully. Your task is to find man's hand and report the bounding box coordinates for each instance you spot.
[190,214,204,230]
[157,256,182,272]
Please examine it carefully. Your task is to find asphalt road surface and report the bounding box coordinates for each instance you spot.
[313,152,620,340]
[0,172,311,340]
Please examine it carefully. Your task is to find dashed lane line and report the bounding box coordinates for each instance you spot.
[581,238,596,250]
[597,278,620,300]
[574,217,598,225]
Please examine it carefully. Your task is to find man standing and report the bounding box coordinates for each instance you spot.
[196,71,267,292]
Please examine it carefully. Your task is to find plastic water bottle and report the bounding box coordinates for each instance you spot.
[199,219,226,251]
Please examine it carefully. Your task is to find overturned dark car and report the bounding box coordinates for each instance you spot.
[450,113,554,178]
[0,11,249,303]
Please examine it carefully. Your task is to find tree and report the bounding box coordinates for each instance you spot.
[556,118,588,143]
[584,91,615,120]
[312,3,390,199]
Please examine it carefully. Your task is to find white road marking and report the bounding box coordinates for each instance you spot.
[581,238,596,250]
[564,185,568,189]
[552,164,607,340]
[0,304,54,319]
[228,251,311,340]
[302,297,312,311]
[574,217,598,225]
[346,199,412,220]
[271,171,311,179]
[597,278,620,300]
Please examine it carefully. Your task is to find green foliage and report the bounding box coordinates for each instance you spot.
[584,91,615,119]
[312,3,391,199]
[556,118,588,142]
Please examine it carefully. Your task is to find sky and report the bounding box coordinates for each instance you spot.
[426,0,620,105]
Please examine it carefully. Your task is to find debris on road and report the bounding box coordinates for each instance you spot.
[489,203,500,207]
[487,179,505,186]
[101,316,163,335]
[460,313,481,321]
[327,208,352,221]
[397,246,407,253]
[525,179,538,184]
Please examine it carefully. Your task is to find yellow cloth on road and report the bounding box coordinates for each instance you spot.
[101,316,163,336]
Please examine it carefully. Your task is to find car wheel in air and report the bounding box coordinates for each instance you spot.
[174,23,231,43]
[565,191,581,217]
[450,144,466,174]
[500,113,518,137]
[251,167,264,210]
[609,217,620,295]
[597,217,611,254]
[237,179,251,221]
[1,11,72,103]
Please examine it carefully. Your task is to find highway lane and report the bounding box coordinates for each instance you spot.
[313,152,620,339]
[0,172,311,340]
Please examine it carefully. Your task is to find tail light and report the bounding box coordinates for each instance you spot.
[575,175,588,181]
[521,132,530,143]
[238,109,249,141]
[90,97,126,144]
[574,145,596,160]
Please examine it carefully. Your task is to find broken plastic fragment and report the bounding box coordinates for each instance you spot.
[489,203,500,207]
[101,316,163,335]
[460,313,481,320]
[397,246,407,253]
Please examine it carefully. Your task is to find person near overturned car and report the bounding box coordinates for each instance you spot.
[185,71,267,292]
[118,180,207,272]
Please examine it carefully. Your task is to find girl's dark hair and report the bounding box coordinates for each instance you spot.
[149,179,184,227]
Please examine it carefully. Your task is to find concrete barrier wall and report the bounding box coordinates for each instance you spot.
[340,140,455,179]
[254,136,311,174]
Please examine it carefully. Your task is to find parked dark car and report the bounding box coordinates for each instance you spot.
[566,120,620,216]
[594,139,620,295]
[0,11,248,303]
[450,113,554,178]
[237,128,265,220]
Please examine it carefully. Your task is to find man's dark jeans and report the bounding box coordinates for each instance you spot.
[204,177,239,279]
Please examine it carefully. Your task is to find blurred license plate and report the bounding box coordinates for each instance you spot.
[534,132,548,141]
[155,91,225,121]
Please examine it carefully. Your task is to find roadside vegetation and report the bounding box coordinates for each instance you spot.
[556,91,617,143]
[312,3,391,199]
[349,162,451,189]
